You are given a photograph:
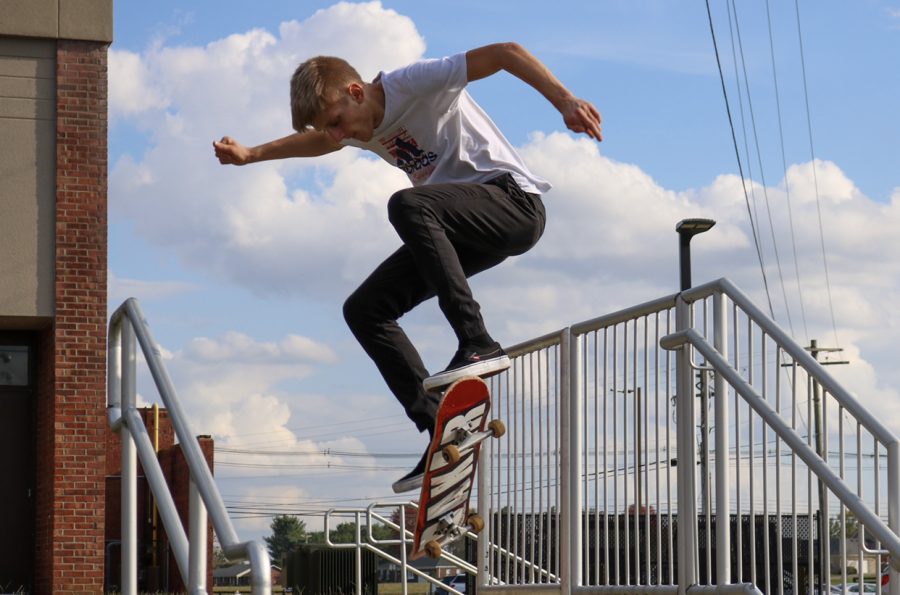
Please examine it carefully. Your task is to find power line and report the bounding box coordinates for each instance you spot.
[794,0,841,348]
[216,447,417,458]
[222,414,411,449]
[706,0,776,319]
[239,413,404,438]
[765,0,810,343]
[727,0,794,332]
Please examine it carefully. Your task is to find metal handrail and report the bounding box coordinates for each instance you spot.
[324,507,473,594]
[108,298,272,595]
[682,278,898,445]
[666,276,900,581]
[313,276,900,594]
[661,327,900,562]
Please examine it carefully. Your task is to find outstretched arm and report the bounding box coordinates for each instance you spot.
[466,42,602,142]
[213,131,343,166]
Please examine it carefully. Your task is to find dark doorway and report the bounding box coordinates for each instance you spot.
[0,333,35,592]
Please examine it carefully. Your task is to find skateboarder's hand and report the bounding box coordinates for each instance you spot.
[213,136,253,165]
[560,97,603,142]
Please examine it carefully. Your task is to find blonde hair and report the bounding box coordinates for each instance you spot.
[290,56,363,132]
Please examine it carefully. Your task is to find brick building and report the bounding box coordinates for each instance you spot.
[105,408,215,592]
[0,1,112,591]
[0,2,213,592]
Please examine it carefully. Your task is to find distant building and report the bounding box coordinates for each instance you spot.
[378,556,462,582]
[214,562,283,588]
[105,407,215,592]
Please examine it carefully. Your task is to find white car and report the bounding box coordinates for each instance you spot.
[832,583,877,594]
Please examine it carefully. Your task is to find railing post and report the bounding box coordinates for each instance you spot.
[559,327,581,594]
[675,296,698,595]
[120,320,138,595]
[400,504,410,595]
[355,511,363,595]
[714,291,731,584]
[570,330,583,589]
[889,441,900,583]
[188,477,208,593]
[478,407,491,590]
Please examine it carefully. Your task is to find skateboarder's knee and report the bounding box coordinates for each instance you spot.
[342,291,368,331]
[387,188,424,228]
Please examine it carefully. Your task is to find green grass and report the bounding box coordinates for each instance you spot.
[378,584,433,594]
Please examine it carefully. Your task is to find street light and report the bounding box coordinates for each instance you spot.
[675,218,716,291]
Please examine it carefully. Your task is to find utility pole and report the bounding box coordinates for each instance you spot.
[808,339,848,595]
[698,370,711,517]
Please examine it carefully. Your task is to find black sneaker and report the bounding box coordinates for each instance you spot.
[392,428,435,494]
[423,342,510,392]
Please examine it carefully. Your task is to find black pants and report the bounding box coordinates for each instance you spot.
[342,173,546,432]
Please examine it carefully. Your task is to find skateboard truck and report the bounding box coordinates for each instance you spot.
[423,511,486,559]
[441,419,506,465]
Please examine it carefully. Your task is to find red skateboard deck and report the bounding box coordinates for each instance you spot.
[410,376,503,560]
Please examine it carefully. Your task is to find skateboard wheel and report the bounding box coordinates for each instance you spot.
[468,513,485,533]
[425,539,443,559]
[488,419,506,438]
[442,444,461,464]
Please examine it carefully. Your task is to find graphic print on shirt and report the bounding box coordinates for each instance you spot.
[380,128,438,184]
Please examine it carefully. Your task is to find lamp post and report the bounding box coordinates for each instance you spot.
[673,218,715,592]
[676,218,716,291]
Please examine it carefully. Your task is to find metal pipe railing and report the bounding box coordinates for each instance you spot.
[683,279,897,446]
[684,278,900,584]
[108,298,272,594]
[315,276,900,595]
[661,327,900,562]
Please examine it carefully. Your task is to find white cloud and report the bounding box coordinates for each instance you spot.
[109,49,170,119]
[108,272,199,305]
[109,0,900,540]
[135,330,338,438]
[113,3,900,423]
[109,1,420,299]
[185,331,337,365]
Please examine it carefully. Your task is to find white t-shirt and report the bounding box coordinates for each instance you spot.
[342,52,551,195]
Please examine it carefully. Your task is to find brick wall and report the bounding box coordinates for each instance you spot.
[34,38,109,594]
[166,435,216,591]
[106,409,215,591]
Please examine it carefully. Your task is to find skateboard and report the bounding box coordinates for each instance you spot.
[410,376,506,560]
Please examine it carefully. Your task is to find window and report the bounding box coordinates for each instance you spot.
[0,345,29,386]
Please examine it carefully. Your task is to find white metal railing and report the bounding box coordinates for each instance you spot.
[479,277,899,595]
[665,279,900,595]
[108,298,272,595]
[322,503,477,595]
[345,277,899,595]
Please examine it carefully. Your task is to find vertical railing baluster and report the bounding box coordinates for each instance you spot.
[675,295,697,595]
[121,320,138,595]
[714,291,730,584]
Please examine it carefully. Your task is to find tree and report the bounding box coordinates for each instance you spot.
[307,521,394,545]
[830,511,860,540]
[390,506,418,538]
[213,537,231,568]
[264,514,308,564]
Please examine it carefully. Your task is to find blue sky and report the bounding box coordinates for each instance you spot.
[108,1,900,539]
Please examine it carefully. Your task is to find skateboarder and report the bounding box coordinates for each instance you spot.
[214,42,602,493]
